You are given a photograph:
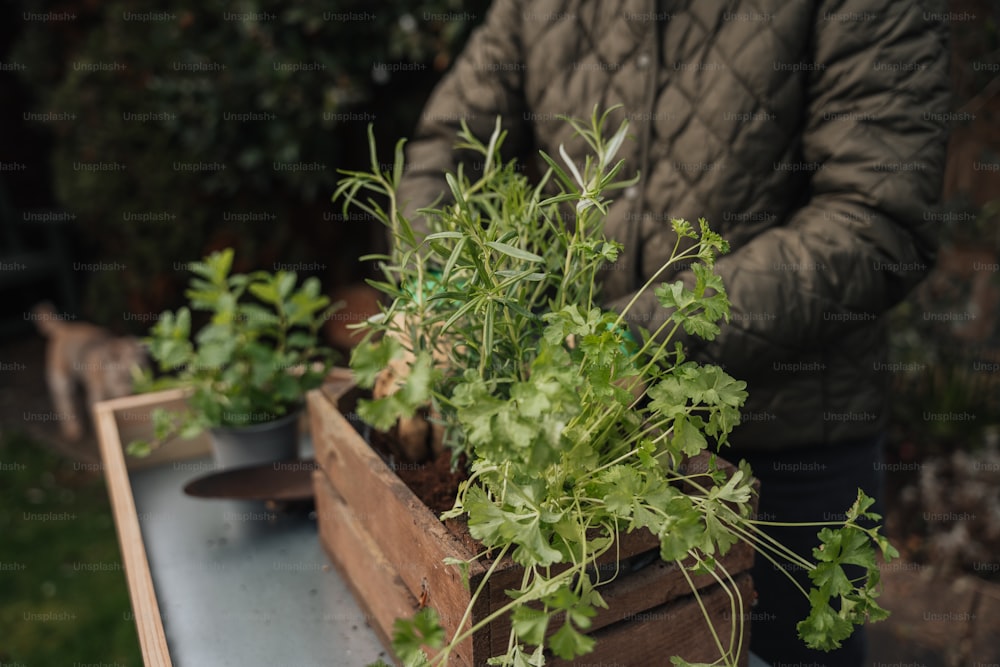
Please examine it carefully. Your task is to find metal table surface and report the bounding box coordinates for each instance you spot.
[129,453,388,667]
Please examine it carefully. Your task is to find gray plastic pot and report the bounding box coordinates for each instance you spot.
[209,409,301,470]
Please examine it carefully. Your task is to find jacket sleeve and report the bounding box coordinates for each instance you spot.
[396,0,530,233]
[612,0,951,375]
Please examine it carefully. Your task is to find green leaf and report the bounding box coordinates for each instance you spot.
[670,218,697,240]
[600,475,638,519]
[350,337,402,389]
[356,396,402,433]
[237,303,280,330]
[464,485,563,567]
[248,281,280,305]
[513,515,563,567]
[874,533,900,562]
[655,280,696,312]
[702,506,740,556]
[548,621,595,660]
[511,605,549,646]
[276,271,298,300]
[391,608,444,667]
[193,338,235,370]
[397,352,436,409]
[286,331,316,349]
[709,469,752,505]
[672,414,708,457]
[189,248,233,284]
[653,266,732,341]
[463,485,508,547]
[797,590,854,651]
[812,526,877,571]
[423,231,464,241]
[658,496,705,562]
[845,490,879,523]
[151,408,179,441]
[485,241,544,264]
[126,440,152,457]
[523,646,546,667]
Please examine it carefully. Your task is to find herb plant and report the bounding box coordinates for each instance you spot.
[127,248,336,456]
[337,109,897,666]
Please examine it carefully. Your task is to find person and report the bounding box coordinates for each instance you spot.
[392,2,950,664]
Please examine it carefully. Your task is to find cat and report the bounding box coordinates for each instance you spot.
[32,302,148,441]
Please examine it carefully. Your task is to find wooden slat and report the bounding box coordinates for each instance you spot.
[487,539,755,656]
[313,470,418,660]
[547,572,754,667]
[94,392,180,667]
[598,541,755,619]
[309,389,491,666]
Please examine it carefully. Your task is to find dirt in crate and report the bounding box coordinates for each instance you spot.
[367,427,468,515]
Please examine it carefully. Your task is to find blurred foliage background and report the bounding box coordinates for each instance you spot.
[881,0,1000,580]
[6,0,489,328]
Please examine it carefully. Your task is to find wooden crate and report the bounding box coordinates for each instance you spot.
[309,380,755,667]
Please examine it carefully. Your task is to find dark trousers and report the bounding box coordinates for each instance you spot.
[739,436,884,667]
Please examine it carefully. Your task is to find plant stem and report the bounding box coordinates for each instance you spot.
[693,551,745,664]
[676,558,731,665]
[435,543,512,665]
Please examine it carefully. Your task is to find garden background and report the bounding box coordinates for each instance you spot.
[1,1,999,665]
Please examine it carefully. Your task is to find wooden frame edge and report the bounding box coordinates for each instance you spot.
[95,394,177,667]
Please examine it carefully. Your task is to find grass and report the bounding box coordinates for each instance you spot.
[0,429,142,665]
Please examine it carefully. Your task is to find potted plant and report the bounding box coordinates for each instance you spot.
[127,249,337,469]
[323,109,896,666]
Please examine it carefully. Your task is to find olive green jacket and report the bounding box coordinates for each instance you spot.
[397,0,950,451]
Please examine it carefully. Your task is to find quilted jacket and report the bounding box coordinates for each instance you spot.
[397,0,951,451]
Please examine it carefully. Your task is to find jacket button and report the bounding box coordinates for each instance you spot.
[637,53,651,69]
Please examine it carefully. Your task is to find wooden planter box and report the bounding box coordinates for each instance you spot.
[309,379,755,667]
